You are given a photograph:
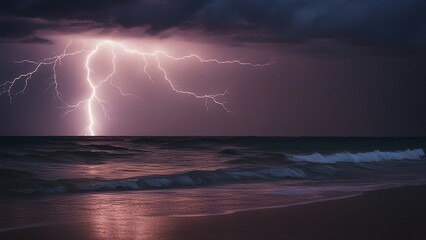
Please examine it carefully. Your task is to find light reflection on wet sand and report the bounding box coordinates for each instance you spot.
[0,182,371,239]
[0,193,174,240]
[83,193,170,239]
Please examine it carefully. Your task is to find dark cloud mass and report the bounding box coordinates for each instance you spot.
[0,0,425,53]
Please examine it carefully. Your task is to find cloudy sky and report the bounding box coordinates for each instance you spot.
[0,0,425,136]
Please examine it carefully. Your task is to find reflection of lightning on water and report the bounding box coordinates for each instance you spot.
[1,40,272,135]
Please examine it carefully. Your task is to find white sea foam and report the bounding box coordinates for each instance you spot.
[289,148,425,163]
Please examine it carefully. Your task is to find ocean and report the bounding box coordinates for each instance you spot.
[1,137,426,236]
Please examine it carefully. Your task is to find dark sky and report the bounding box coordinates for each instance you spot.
[0,0,425,136]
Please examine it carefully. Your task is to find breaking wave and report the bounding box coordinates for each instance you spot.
[2,147,425,195]
[288,149,425,164]
[0,167,312,195]
[89,167,308,191]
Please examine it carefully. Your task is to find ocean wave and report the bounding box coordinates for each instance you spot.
[0,168,70,195]
[226,154,287,165]
[130,137,217,150]
[83,167,307,191]
[76,144,136,151]
[0,167,310,195]
[288,149,425,164]
[218,148,240,155]
[6,149,137,163]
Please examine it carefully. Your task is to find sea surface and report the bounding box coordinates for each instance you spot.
[1,137,426,235]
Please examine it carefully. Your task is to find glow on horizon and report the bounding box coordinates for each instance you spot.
[1,40,273,136]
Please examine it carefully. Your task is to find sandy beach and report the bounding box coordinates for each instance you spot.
[1,184,426,240]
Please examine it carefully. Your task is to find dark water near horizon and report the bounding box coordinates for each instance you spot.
[1,137,426,229]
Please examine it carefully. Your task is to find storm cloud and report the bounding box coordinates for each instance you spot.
[0,0,425,53]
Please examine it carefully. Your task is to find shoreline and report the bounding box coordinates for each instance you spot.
[170,192,363,218]
[167,184,426,240]
[1,184,426,239]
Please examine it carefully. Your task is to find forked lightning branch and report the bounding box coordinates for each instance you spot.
[1,40,272,135]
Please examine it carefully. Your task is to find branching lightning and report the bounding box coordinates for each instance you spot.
[1,40,272,135]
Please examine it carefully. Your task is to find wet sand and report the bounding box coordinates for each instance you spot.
[1,184,426,240]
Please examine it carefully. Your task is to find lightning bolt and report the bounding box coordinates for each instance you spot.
[1,40,272,136]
